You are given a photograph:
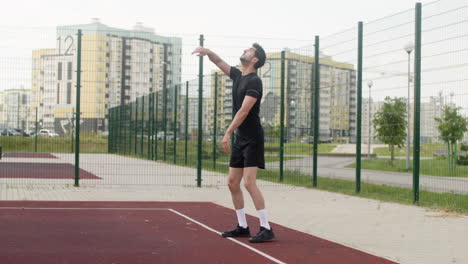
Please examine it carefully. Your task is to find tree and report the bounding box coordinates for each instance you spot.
[373,97,407,166]
[434,105,468,170]
[263,123,280,142]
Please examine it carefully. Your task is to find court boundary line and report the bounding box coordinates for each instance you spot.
[0,206,287,264]
[168,209,287,264]
[0,207,170,211]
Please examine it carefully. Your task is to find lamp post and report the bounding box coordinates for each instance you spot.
[367,80,373,159]
[404,42,414,170]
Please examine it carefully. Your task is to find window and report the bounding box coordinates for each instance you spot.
[58,62,62,80]
[67,82,72,104]
[67,62,73,80]
[57,83,60,104]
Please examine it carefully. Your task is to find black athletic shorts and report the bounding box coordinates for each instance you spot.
[229,134,265,169]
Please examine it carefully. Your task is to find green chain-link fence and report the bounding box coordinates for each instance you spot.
[1,1,467,212]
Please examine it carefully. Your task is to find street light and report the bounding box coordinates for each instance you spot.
[367,80,373,159]
[404,41,414,170]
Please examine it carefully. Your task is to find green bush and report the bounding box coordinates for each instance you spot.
[458,144,468,166]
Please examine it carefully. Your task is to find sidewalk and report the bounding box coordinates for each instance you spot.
[332,143,387,154]
[266,156,468,194]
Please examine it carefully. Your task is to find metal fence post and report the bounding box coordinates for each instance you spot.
[135,98,138,154]
[356,22,364,193]
[148,94,153,159]
[119,106,122,153]
[163,45,168,161]
[312,36,320,187]
[74,29,82,187]
[213,73,218,169]
[114,107,117,153]
[279,50,286,182]
[34,107,38,152]
[173,85,178,164]
[150,93,155,160]
[128,103,132,155]
[108,108,113,153]
[185,81,189,165]
[197,34,204,187]
[413,2,422,204]
[155,93,159,160]
[141,96,144,156]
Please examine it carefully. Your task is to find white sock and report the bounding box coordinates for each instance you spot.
[236,208,248,228]
[257,209,271,230]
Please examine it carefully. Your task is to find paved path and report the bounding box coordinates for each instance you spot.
[332,144,387,154]
[266,155,468,194]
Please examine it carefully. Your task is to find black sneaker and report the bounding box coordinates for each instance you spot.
[221,225,250,237]
[249,227,275,243]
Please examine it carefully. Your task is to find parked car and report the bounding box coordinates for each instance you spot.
[300,136,314,144]
[149,132,177,141]
[0,129,21,136]
[38,129,59,137]
[14,129,30,137]
[23,130,36,137]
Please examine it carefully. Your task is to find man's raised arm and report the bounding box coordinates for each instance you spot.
[192,47,231,76]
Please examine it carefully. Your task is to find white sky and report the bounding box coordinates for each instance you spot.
[0,0,434,38]
[0,0,466,111]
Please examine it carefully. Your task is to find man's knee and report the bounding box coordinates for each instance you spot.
[242,167,258,191]
[228,167,243,190]
[243,178,256,191]
[228,177,241,191]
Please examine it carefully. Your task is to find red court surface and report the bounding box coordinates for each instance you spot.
[0,163,101,179]
[0,201,398,264]
[2,153,57,159]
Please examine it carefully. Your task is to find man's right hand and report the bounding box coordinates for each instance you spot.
[191,47,231,76]
[192,47,210,56]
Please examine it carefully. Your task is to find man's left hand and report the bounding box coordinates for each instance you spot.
[222,133,231,154]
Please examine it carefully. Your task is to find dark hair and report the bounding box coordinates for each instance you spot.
[253,43,266,69]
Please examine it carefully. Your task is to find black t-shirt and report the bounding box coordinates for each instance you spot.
[229,66,263,140]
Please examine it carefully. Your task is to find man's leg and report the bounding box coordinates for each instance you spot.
[227,167,244,210]
[244,167,275,243]
[221,167,250,237]
[243,167,265,210]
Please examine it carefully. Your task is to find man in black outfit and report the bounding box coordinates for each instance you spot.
[192,43,274,243]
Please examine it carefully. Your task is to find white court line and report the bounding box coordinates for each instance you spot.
[0,207,170,211]
[168,209,287,264]
[0,206,287,264]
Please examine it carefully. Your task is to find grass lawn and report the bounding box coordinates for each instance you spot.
[150,158,467,213]
[373,144,445,158]
[2,135,337,157]
[255,169,468,213]
[0,135,108,153]
[345,158,468,177]
[264,142,336,155]
[121,151,467,213]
